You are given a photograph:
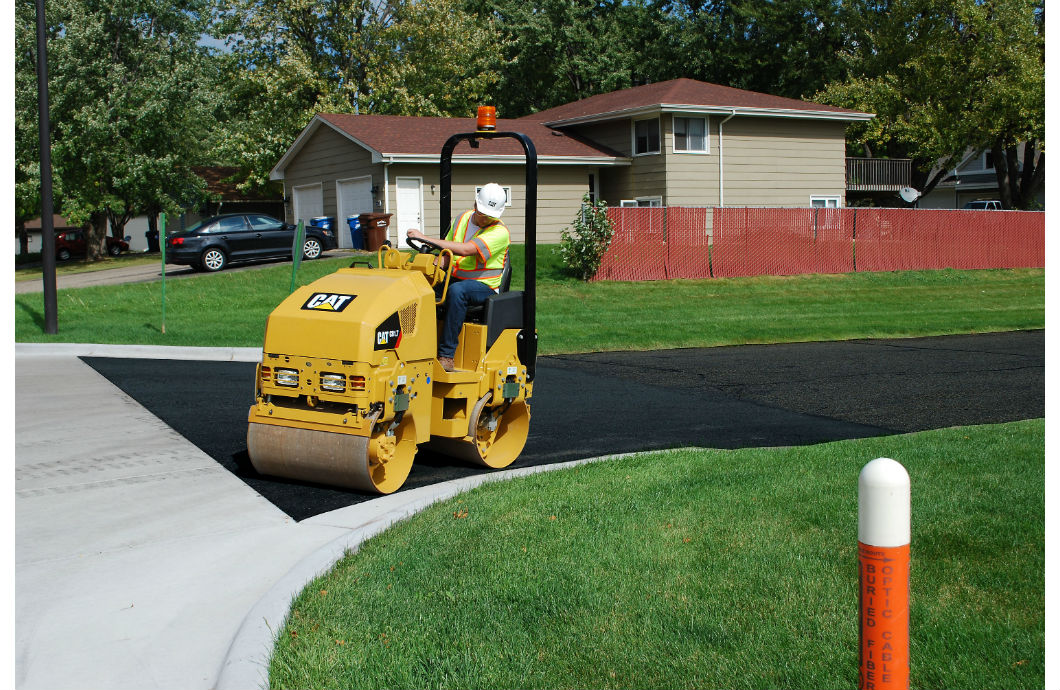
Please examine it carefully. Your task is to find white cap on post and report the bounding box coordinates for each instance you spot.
[858,457,911,547]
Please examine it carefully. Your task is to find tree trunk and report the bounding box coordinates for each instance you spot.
[85,211,108,261]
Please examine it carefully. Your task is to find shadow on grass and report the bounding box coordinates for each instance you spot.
[16,298,45,332]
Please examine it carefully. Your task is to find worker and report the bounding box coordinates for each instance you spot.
[406,182,510,372]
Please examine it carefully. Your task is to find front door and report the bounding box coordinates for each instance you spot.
[395,177,423,248]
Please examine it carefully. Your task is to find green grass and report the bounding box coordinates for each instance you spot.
[268,420,1044,690]
[14,246,1044,352]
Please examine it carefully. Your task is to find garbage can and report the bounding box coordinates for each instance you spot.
[346,216,364,250]
[146,229,160,253]
[358,213,393,251]
[309,216,335,230]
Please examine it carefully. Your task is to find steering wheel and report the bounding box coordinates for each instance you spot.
[406,235,444,254]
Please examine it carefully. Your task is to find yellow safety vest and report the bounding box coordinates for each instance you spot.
[446,210,510,291]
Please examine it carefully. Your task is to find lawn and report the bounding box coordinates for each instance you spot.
[13,246,1045,353]
[269,421,1044,690]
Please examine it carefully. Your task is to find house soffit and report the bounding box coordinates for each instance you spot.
[543,104,875,128]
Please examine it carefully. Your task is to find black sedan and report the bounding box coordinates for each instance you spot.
[165,214,337,272]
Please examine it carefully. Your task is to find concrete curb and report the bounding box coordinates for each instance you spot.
[16,342,263,362]
[212,449,680,690]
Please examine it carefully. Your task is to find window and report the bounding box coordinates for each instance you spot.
[248,215,282,230]
[810,196,841,208]
[633,118,660,155]
[619,198,662,207]
[674,117,708,153]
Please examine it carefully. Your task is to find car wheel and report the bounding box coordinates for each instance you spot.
[108,243,122,257]
[57,248,71,262]
[303,237,323,260]
[201,247,227,272]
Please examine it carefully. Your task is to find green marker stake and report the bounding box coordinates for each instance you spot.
[290,220,305,293]
[160,212,167,335]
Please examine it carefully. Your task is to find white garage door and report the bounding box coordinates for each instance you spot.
[292,183,323,228]
[336,177,374,249]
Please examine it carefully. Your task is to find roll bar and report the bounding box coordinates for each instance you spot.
[439,131,538,381]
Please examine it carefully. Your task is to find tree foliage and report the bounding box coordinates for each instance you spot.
[16,0,213,258]
[816,0,1044,208]
[212,0,504,191]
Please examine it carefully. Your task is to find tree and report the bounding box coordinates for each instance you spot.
[213,0,503,192]
[17,0,214,260]
[817,0,1044,207]
[15,0,45,255]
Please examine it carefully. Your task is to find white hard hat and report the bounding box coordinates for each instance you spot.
[475,183,506,218]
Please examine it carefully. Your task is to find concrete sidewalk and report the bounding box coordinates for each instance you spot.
[15,344,603,690]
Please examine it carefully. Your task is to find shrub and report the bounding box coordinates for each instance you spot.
[558,194,615,281]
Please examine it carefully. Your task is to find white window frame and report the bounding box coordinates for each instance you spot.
[475,185,513,208]
[631,117,661,156]
[619,200,638,208]
[810,195,841,208]
[673,116,710,154]
[636,197,663,208]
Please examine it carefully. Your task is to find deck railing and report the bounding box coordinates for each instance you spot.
[846,158,912,191]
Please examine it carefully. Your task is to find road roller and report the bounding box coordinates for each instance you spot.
[246,125,539,494]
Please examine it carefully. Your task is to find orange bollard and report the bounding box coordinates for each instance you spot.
[858,458,910,690]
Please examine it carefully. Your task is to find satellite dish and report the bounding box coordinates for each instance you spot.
[899,187,920,203]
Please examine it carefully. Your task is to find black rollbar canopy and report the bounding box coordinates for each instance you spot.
[439,131,538,381]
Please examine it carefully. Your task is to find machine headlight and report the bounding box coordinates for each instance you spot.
[274,368,299,387]
[320,373,346,392]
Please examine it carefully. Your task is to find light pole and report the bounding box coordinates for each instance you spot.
[35,0,58,333]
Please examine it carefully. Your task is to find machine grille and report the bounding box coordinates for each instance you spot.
[399,303,418,335]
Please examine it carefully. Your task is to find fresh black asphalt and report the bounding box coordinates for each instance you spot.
[84,330,1044,521]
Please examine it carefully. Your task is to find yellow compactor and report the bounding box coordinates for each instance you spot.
[246,126,540,494]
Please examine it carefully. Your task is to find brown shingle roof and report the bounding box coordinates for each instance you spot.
[519,78,870,123]
[316,114,625,159]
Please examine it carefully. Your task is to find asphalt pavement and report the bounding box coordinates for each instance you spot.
[14,330,1045,690]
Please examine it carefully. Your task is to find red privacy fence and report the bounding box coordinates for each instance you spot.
[593,207,1045,281]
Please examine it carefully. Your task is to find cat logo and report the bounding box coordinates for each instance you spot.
[301,293,357,312]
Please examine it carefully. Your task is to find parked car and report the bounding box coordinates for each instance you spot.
[164,213,337,272]
[55,230,129,261]
[963,200,1002,210]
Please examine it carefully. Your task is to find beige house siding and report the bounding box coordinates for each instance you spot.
[720,118,847,207]
[282,125,383,224]
[395,165,592,245]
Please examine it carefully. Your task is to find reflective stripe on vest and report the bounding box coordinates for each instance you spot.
[448,211,508,290]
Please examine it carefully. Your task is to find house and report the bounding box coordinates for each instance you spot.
[270,78,874,246]
[18,215,83,255]
[918,149,1046,210]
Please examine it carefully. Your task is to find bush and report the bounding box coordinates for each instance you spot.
[558,194,615,281]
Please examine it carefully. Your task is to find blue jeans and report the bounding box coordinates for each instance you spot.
[438,279,495,358]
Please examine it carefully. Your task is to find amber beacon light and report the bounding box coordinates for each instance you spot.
[476,105,497,131]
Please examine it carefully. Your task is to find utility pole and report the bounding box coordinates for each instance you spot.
[35,0,58,333]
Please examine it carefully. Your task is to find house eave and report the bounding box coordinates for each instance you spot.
[543,104,875,127]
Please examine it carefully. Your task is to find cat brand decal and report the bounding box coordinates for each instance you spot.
[374,312,402,350]
[301,293,357,312]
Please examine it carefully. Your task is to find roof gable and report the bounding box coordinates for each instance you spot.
[519,78,872,124]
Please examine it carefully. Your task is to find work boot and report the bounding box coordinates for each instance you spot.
[438,356,455,372]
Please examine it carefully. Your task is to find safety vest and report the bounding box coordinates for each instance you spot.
[446,210,509,291]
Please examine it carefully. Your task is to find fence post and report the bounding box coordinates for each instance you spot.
[858,457,910,690]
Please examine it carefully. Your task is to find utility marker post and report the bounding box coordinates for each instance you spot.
[858,457,910,690]
[160,212,167,334]
[290,221,305,293]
